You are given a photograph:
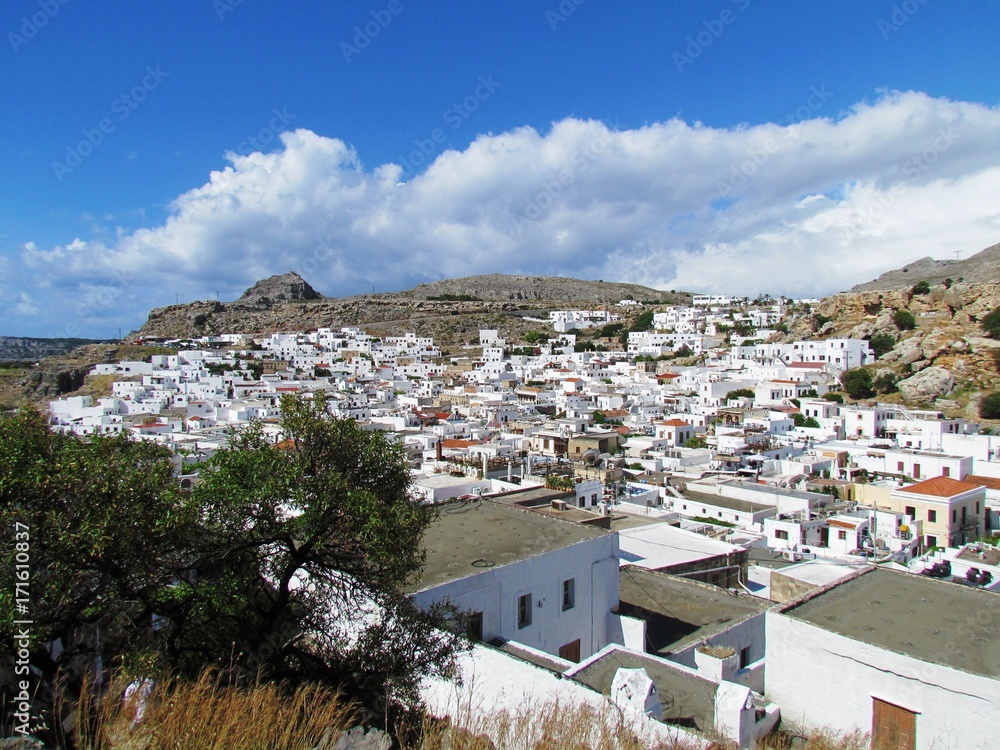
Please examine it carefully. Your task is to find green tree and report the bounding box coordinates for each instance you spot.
[524,331,548,344]
[822,392,844,403]
[841,368,875,399]
[1,397,466,740]
[910,280,930,295]
[981,306,1000,339]
[725,388,755,401]
[893,310,916,331]
[630,310,654,331]
[868,333,896,358]
[0,408,192,744]
[981,392,1000,419]
[683,435,709,449]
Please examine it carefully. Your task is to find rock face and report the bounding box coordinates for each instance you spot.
[235,272,322,307]
[897,367,956,404]
[850,240,1000,292]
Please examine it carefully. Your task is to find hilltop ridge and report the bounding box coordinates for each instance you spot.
[850,240,1000,292]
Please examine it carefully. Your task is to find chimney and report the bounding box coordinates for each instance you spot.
[436,439,442,461]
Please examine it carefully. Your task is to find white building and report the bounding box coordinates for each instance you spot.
[766,568,1000,749]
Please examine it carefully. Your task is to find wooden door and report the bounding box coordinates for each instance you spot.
[872,697,916,750]
[558,639,581,663]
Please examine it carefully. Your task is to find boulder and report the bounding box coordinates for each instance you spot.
[897,366,956,404]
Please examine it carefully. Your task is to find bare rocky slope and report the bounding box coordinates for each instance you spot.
[850,240,1000,292]
[132,273,685,345]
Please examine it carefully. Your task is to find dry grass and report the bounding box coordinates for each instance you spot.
[417,699,703,750]
[68,671,878,750]
[77,670,356,750]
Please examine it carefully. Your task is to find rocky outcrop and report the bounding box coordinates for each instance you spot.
[897,367,956,404]
[235,272,322,307]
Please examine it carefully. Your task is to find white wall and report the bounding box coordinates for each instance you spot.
[412,534,620,662]
[766,611,1000,749]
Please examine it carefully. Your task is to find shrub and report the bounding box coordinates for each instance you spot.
[867,332,895,358]
[981,306,1000,338]
[873,372,899,394]
[981,392,1000,420]
[822,392,844,403]
[725,388,755,401]
[811,313,832,332]
[893,310,916,330]
[910,280,931,295]
[841,368,875,399]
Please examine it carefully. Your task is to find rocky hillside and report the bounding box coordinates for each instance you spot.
[0,336,108,362]
[404,274,669,303]
[133,273,684,345]
[850,240,1000,292]
[779,280,1000,415]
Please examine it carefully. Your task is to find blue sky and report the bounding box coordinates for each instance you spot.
[3,0,1000,337]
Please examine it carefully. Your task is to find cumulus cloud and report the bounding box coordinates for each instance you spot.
[7,90,1000,336]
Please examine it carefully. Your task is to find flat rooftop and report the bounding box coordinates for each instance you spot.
[681,489,771,515]
[570,648,716,732]
[412,499,606,591]
[617,566,768,656]
[618,523,741,570]
[784,568,1000,679]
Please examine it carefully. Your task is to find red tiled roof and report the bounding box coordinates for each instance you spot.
[828,518,862,529]
[660,419,691,427]
[441,439,479,449]
[897,476,981,498]
[964,475,1000,491]
[788,362,824,369]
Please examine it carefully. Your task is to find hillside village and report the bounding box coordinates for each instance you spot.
[43,278,1000,749]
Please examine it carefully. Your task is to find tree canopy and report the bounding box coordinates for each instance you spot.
[841,368,875,400]
[1,395,465,742]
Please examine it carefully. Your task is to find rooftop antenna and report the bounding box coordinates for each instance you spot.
[175,293,180,305]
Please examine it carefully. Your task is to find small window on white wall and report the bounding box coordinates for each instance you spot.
[517,593,532,629]
[562,578,575,611]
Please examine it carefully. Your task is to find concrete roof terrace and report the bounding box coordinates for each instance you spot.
[783,567,1000,679]
[617,566,769,656]
[411,498,606,592]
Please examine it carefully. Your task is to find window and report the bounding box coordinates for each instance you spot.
[926,535,937,548]
[913,464,920,479]
[952,509,957,523]
[976,502,980,514]
[775,530,789,540]
[562,578,575,611]
[904,506,916,518]
[928,509,937,523]
[838,530,847,541]
[739,646,751,669]
[897,462,904,472]
[943,467,950,477]
[517,593,532,629]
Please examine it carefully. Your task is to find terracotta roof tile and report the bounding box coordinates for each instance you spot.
[897,475,982,498]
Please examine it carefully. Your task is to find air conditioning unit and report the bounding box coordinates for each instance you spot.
[551,499,568,511]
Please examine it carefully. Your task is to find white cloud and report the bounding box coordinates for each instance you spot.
[6,90,1000,335]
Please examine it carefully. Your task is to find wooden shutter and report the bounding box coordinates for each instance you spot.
[872,697,916,750]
